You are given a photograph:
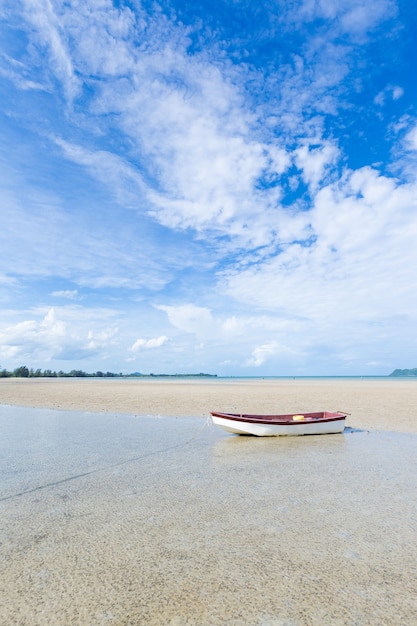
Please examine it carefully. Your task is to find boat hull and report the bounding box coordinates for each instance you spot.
[210,411,346,437]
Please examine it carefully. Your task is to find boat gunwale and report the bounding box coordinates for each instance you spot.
[210,411,347,426]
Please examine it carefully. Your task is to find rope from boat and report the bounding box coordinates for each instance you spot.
[0,416,213,503]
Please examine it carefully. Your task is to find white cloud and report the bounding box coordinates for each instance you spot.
[294,0,397,38]
[294,141,339,190]
[52,289,78,300]
[0,307,119,364]
[374,84,404,106]
[221,166,417,331]
[245,341,302,368]
[404,125,417,151]
[86,328,119,351]
[130,336,168,351]
[245,342,278,367]
[0,54,48,91]
[339,1,396,38]
[392,85,404,100]
[157,304,214,335]
[374,91,385,106]
[21,0,80,100]
[53,138,147,208]
[0,308,65,360]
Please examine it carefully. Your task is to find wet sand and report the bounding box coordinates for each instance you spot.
[1,379,417,625]
[1,376,417,432]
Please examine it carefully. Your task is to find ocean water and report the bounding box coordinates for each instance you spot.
[1,404,416,625]
[215,375,417,381]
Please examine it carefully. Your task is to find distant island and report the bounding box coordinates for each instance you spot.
[389,368,417,377]
[129,373,217,378]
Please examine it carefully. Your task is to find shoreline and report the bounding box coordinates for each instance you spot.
[1,377,416,433]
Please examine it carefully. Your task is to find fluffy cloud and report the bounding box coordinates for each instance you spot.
[221,166,417,330]
[244,342,279,367]
[130,336,168,351]
[0,307,119,363]
[157,304,214,335]
[294,141,340,190]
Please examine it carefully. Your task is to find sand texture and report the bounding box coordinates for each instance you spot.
[1,379,417,625]
[1,376,417,432]
[1,405,416,625]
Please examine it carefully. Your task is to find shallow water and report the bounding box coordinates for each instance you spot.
[1,405,416,625]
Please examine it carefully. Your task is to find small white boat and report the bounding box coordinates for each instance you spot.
[210,411,347,436]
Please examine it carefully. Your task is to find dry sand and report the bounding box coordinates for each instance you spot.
[1,376,417,432]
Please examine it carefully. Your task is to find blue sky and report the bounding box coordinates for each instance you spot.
[1,0,417,376]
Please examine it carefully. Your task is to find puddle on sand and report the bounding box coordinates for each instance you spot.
[0,405,416,626]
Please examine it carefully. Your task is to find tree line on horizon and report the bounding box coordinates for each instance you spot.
[0,366,218,379]
[0,366,122,378]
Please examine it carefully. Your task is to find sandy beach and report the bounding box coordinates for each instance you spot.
[1,378,417,625]
[1,376,417,432]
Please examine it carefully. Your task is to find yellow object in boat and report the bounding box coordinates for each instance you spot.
[292,414,305,421]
